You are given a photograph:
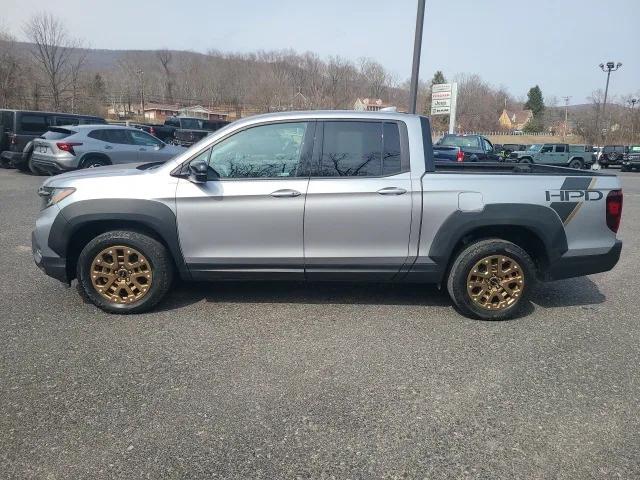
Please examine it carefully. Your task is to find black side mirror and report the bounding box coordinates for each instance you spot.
[188,159,210,183]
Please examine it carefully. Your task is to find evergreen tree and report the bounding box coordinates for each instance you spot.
[431,70,446,86]
[523,85,545,132]
[524,85,544,116]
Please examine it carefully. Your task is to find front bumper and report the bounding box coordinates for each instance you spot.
[32,231,69,283]
[544,240,622,281]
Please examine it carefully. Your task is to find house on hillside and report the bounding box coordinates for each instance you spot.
[354,98,391,111]
[142,104,180,122]
[499,109,533,131]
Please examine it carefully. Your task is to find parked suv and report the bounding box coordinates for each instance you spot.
[600,145,628,167]
[0,109,106,171]
[30,125,185,175]
[32,111,622,321]
[622,145,640,171]
[509,143,591,169]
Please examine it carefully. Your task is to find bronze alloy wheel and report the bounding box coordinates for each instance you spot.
[466,254,524,311]
[90,245,153,304]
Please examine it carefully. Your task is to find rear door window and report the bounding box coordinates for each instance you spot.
[0,111,15,131]
[18,114,49,134]
[319,121,382,177]
[555,145,566,153]
[382,122,402,176]
[104,129,132,145]
[53,116,80,126]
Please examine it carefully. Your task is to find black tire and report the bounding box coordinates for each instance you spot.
[518,157,533,164]
[16,151,32,172]
[81,156,110,169]
[446,239,536,321]
[568,159,583,169]
[77,230,174,314]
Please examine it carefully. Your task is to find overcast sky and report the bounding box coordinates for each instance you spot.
[2,0,638,104]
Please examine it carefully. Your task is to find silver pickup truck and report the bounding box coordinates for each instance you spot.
[32,111,623,320]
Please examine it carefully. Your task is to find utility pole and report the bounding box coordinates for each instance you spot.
[408,0,426,114]
[596,61,622,144]
[137,69,145,121]
[630,98,638,141]
[562,96,571,141]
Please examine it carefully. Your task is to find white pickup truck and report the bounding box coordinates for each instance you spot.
[32,111,623,320]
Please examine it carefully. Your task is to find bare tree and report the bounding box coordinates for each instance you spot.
[69,47,87,113]
[157,49,174,103]
[24,12,80,110]
[0,29,22,108]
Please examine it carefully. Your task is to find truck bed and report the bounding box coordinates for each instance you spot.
[433,161,609,176]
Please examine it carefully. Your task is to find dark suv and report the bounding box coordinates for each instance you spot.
[0,110,106,171]
[600,145,628,168]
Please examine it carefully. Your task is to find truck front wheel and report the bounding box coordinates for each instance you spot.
[76,230,174,314]
[447,239,536,320]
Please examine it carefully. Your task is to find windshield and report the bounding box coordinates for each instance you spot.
[437,136,479,148]
[527,144,542,152]
[630,146,640,153]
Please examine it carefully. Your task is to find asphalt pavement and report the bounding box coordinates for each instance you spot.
[0,167,639,479]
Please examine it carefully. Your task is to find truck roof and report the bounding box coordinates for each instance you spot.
[239,110,415,124]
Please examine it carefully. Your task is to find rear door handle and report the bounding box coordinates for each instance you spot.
[270,189,301,198]
[377,187,407,196]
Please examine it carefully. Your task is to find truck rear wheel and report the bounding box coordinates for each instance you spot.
[76,230,173,314]
[447,239,536,320]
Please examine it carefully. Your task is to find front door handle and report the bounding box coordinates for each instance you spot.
[104,145,113,150]
[270,189,301,198]
[377,187,407,196]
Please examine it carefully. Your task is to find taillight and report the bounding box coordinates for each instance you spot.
[150,127,156,136]
[56,142,82,155]
[606,190,623,233]
[9,134,16,145]
[456,149,464,162]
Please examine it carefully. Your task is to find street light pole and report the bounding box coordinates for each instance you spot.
[562,96,571,141]
[630,98,638,141]
[408,0,426,114]
[137,69,145,121]
[596,61,622,144]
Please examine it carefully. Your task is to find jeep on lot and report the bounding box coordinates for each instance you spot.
[509,143,593,169]
[32,111,623,320]
[600,145,628,167]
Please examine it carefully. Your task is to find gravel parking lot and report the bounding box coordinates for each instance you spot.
[1,168,639,479]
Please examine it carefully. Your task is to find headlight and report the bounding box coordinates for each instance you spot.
[38,186,76,209]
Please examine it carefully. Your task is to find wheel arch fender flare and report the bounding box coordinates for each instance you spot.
[49,199,190,279]
[428,203,568,276]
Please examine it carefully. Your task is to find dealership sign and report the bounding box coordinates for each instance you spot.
[430,82,458,133]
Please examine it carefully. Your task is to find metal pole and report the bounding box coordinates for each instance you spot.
[630,99,637,140]
[448,83,458,134]
[601,69,611,144]
[408,0,426,114]
[562,96,570,141]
